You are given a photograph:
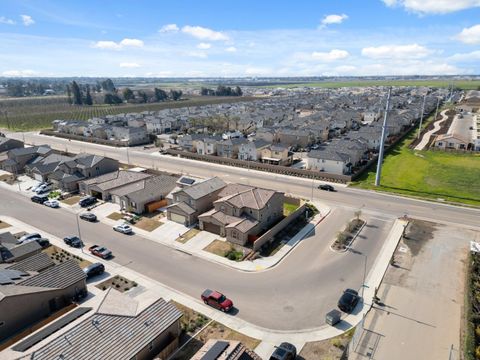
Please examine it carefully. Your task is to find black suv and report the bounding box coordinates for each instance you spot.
[83,263,105,278]
[79,196,97,208]
[31,195,49,204]
[338,288,360,313]
[270,343,297,360]
[63,236,83,248]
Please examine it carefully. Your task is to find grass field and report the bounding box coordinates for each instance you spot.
[0,95,258,131]
[352,130,480,206]
[263,79,480,90]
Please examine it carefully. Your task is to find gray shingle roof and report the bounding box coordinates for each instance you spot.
[6,253,54,273]
[81,170,151,191]
[19,260,86,289]
[123,175,179,203]
[10,241,42,260]
[308,149,351,162]
[29,297,182,360]
[178,177,226,200]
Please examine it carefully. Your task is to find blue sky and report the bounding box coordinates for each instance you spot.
[1,0,480,77]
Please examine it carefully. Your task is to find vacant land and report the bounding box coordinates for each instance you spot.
[0,95,258,131]
[263,79,480,90]
[352,116,480,206]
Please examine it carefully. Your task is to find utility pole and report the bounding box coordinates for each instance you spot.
[417,94,427,139]
[375,87,391,187]
[433,97,440,122]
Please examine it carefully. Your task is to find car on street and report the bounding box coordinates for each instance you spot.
[31,195,49,204]
[63,235,83,248]
[83,262,105,278]
[35,183,52,194]
[89,245,112,259]
[79,212,97,222]
[34,238,50,248]
[79,196,97,208]
[31,182,47,192]
[18,233,42,244]
[44,199,60,208]
[201,289,233,312]
[269,342,297,360]
[113,223,133,234]
[338,288,360,313]
[318,184,335,192]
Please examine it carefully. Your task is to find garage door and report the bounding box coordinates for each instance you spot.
[203,222,221,235]
[34,173,43,181]
[170,213,186,225]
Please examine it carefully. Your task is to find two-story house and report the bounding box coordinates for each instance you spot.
[238,140,270,161]
[216,138,249,159]
[260,144,292,166]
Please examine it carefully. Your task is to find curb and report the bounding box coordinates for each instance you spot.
[330,219,367,253]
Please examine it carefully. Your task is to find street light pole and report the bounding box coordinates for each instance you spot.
[76,212,84,253]
[362,254,368,299]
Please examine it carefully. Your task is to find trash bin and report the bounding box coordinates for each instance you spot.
[326,309,341,326]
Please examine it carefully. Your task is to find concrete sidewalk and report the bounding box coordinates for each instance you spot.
[0,215,406,346]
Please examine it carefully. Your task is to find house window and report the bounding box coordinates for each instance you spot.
[232,231,237,239]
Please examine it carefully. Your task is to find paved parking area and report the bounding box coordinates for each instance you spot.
[350,220,474,360]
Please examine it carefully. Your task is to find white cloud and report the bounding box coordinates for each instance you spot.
[186,51,208,58]
[225,46,237,52]
[382,0,480,14]
[457,24,480,44]
[2,69,37,77]
[20,15,35,26]
[320,14,348,28]
[361,44,432,59]
[119,62,141,68]
[311,49,350,61]
[0,16,16,25]
[448,50,480,61]
[181,25,229,41]
[93,38,144,50]
[159,24,179,33]
[334,65,357,73]
[197,42,211,49]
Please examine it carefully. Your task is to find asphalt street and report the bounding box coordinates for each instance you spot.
[11,132,480,229]
[0,187,392,331]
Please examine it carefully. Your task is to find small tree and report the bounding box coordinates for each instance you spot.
[122,87,134,101]
[84,85,93,105]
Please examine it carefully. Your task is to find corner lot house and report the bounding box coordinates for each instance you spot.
[307,149,352,175]
[1,145,52,173]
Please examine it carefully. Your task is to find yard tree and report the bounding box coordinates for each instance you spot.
[170,89,182,101]
[122,87,135,101]
[101,78,116,93]
[234,86,243,96]
[104,93,122,104]
[71,81,83,105]
[137,90,148,103]
[66,84,72,104]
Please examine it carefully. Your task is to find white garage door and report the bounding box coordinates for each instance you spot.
[170,213,186,224]
[34,173,43,181]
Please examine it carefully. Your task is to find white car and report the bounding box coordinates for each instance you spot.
[35,184,52,194]
[113,224,133,234]
[44,199,60,208]
[31,182,47,192]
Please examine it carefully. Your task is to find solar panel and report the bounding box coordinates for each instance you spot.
[202,341,229,360]
[179,177,195,185]
[12,307,92,352]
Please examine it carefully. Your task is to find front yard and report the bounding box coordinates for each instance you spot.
[60,195,81,205]
[176,228,201,244]
[134,217,162,232]
[203,240,244,261]
[43,245,91,268]
[0,220,11,229]
[96,275,138,292]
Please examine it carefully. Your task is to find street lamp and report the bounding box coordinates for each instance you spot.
[75,212,84,254]
[361,253,368,299]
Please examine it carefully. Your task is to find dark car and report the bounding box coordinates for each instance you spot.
[318,184,335,192]
[89,245,112,259]
[31,195,49,204]
[201,289,233,312]
[79,196,97,208]
[83,262,105,278]
[79,212,97,222]
[35,238,50,248]
[63,235,83,248]
[338,288,360,313]
[269,342,297,360]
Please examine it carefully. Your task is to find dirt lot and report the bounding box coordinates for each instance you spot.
[134,217,162,232]
[60,195,81,205]
[43,245,92,268]
[300,329,354,360]
[0,220,11,229]
[107,212,123,221]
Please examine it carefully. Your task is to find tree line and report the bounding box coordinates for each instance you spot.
[200,85,243,97]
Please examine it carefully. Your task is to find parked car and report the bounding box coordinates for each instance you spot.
[79,212,97,222]
[318,184,335,192]
[35,183,52,194]
[44,199,60,208]
[338,288,360,313]
[83,262,105,278]
[269,342,297,360]
[113,223,133,234]
[35,238,50,248]
[89,245,112,259]
[31,195,49,204]
[79,196,97,208]
[18,233,41,244]
[201,289,233,312]
[63,235,83,248]
[31,182,48,192]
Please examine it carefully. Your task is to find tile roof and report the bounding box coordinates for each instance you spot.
[80,170,151,191]
[10,241,42,260]
[178,177,226,200]
[111,174,179,203]
[215,188,278,210]
[167,202,196,215]
[28,297,182,360]
[6,253,55,273]
[19,260,86,289]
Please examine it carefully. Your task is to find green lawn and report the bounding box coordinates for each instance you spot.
[283,202,300,216]
[352,136,480,206]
